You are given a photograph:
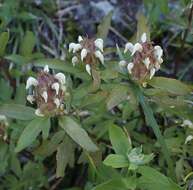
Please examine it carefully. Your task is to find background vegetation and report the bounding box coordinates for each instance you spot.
[0,0,192,189]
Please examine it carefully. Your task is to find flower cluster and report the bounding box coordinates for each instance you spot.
[69,36,104,75]
[26,65,68,117]
[119,33,163,83]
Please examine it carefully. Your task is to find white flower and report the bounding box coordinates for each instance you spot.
[182,120,193,129]
[54,98,60,108]
[44,65,49,73]
[154,46,163,60]
[78,35,83,42]
[55,73,66,85]
[124,42,143,55]
[81,48,88,61]
[26,77,38,89]
[41,91,48,103]
[86,64,91,75]
[72,44,82,53]
[141,33,147,43]
[131,43,143,56]
[94,38,103,52]
[127,62,134,74]
[69,43,76,52]
[72,56,78,66]
[119,60,127,67]
[0,115,8,126]
[185,135,193,144]
[95,50,104,64]
[143,57,150,69]
[35,109,44,117]
[69,43,82,53]
[124,42,134,54]
[52,82,60,95]
[150,68,156,79]
[27,95,35,104]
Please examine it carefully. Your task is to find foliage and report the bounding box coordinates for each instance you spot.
[0,0,193,189]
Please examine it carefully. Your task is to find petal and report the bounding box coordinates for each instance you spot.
[124,42,134,53]
[26,77,38,89]
[141,33,147,43]
[127,62,134,74]
[94,38,103,52]
[69,43,76,52]
[78,35,83,42]
[86,64,91,75]
[95,50,104,64]
[150,68,156,79]
[131,43,143,56]
[154,45,163,60]
[44,65,49,73]
[119,60,127,67]
[72,56,78,66]
[55,73,66,85]
[52,82,60,95]
[143,57,150,69]
[81,48,88,61]
[27,95,35,104]
[41,91,48,103]
[73,44,82,53]
[185,135,193,144]
[54,98,60,108]
[35,109,44,117]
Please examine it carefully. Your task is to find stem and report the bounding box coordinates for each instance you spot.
[132,83,175,180]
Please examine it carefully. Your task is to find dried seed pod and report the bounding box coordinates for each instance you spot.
[69,36,104,75]
[26,65,68,117]
[120,33,164,84]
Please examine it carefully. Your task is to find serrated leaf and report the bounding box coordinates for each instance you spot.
[59,116,98,152]
[0,104,35,120]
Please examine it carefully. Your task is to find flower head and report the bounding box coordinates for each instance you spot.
[120,33,164,83]
[26,65,68,117]
[69,36,104,75]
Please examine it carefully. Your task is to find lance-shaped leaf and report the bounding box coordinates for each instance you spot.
[59,116,98,152]
[0,104,35,120]
[15,117,49,152]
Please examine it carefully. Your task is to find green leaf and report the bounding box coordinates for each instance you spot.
[20,31,36,56]
[34,58,89,81]
[138,166,182,190]
[136,13,150,41]
[97,11,113,40]
[59,116,98,152]
[106,85,128,110]
[15,117,49,152]
[148,77,192,95]
[133,84,175,179]
[56,142,69,177]
[109,124,131,155]
[92,179,127,190]
[0,32,9,56]
[103,154,129,168]
[41,118,51,140]
[0,104,35,120]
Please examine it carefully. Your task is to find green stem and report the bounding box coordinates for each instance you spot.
[132,83,175,180]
